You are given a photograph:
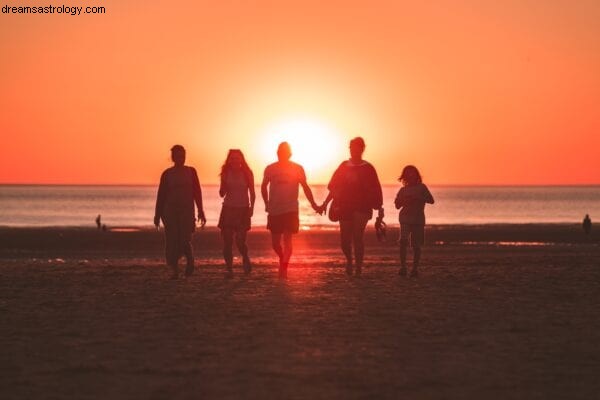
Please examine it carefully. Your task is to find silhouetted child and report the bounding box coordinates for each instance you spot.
[95,214,101,229]
[583,214,592,235]
[394,165,434,277]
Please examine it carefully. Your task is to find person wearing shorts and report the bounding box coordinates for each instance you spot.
[218,149,255,277]
[395,165,434,277]
[261,142,320,278]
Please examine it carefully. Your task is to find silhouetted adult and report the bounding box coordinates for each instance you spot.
[583,214,592,235]
[261,142,320,278]
[95,214,101,229]
[154,145,206,279]
[218,149,256,277]
[320,137,383,275]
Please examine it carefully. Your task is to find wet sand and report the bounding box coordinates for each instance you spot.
[1,225,599,399]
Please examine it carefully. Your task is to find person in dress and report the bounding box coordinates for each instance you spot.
[154,145,206,279]
[218,149,255,277]
[394,165,434,277]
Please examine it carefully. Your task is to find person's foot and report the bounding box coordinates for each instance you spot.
[278,263,288,279]
[185,263,194,277]
[399,267,407,276]
[224,267,234,279]
[345,264,353,276]
[243,257,252,274]
[409,269,419,278]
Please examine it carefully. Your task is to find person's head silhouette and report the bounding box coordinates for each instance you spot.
[225,149,244,169]
[349,137,366,161]
[399,165,422,186]
[277,142,292,162]
[171,145,186,166]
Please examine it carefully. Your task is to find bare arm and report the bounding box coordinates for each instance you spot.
[261,170,269,212]
[154,171,167,226]
[192,168,206,226]
[424,185,434,204]
[394,189,403,209]
[248,171,256,216]
[300,181,319,211]
[219,175,226,198]
[370,165,384,218]
[322,192,333,208]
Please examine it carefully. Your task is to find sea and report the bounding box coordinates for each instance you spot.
[0,185,599,228]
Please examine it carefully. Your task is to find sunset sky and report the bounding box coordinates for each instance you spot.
[1,0,599,185]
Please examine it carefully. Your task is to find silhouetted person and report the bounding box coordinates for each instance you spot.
[95,214,101,229]
[154,145,206,279]
[583,214,592,235]
[218,149,255,278]
[395,165,434,277]
[320,137,383,276]
[261,142,320,278]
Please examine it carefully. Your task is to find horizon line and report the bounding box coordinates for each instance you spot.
[2,182,599,187]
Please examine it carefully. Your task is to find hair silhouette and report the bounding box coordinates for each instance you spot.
[220,149,253,184]
[399,165,423,186]
[350,136,366,150]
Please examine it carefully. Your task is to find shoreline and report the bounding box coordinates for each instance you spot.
[0,224,596,261]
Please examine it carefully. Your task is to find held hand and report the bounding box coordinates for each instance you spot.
[249,206,254,218]
[377,208,385,219]
[198,212,207,228]
[153,215,160,228]
[311,203,322,215]
[264,202,269,213]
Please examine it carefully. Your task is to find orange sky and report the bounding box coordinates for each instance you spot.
[1,0,599,185]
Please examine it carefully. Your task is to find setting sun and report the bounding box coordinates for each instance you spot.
[259,117,345,180]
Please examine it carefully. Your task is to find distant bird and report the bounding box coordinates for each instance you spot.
[583,214,592,235]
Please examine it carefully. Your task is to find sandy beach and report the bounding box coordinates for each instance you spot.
[1,225,599,399]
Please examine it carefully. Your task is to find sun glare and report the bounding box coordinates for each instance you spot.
[260,118,345,180]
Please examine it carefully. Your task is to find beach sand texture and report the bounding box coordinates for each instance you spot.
[1,226,599,399]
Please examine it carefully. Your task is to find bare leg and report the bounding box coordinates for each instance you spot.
[271,233,285,278]
[399,241,408,276]
[412,246,422,276]
[164,223,179,279]
[353,216,368,275]
[282,233,293,265]
[339,219,353,274]
[271,233,283,260]
[222,229,234,276]
[236,230,251,273]
[182,231,194,277]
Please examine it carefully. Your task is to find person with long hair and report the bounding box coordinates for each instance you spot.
[394,165,434,277]
[320,137,383,276]
[261,142,321,278]
[218,149,256,277]
[154,145,206,279]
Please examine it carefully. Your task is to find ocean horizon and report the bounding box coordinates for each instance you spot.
[1,184,599,228]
